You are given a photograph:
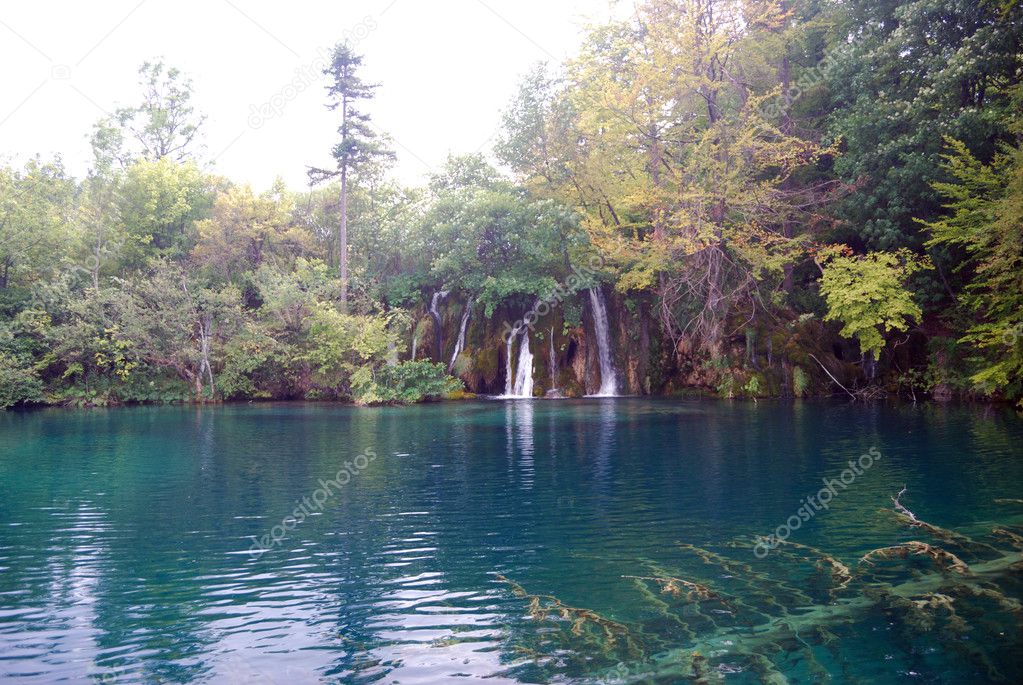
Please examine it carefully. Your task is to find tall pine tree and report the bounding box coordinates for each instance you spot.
[309,44,394,311]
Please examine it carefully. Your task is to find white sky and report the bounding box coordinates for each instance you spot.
[0,0,617,191]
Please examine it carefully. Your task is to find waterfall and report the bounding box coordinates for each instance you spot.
[547,326,558,383]
[588,287,618,396]
[503,326,518,396]
[501,326,534,398]
[429,290,448,361]
[410,329,418,360]
[448,300,472,374]
[513,329,534,397]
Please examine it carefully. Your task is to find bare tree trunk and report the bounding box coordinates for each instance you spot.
[196,313,215,401]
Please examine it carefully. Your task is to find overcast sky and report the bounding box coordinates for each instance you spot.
[0,0,617,190]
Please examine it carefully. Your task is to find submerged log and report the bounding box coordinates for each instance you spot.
[859,540,970,574]
[495,573,640,656]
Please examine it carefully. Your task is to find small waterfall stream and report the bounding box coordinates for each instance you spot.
[513,330,534,398]
[503,326,518,396]
[588,287,619,396]
[429,290,448,360]
[448,301,472,374]
[501,326,535,398]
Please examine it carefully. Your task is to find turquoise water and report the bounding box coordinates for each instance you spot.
[1,400,1022,684]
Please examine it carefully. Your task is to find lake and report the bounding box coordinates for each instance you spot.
[1,400,1021,684]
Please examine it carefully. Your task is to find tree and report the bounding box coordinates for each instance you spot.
[421,156,582,317]
[116,262,240,399]
[817,247,929,361]
[116,158,216,267]
[193,180,311,281]
[0,158,75,289]
[495,63,578,192]
[548,0,829,357]
[923,135,1023,403]
[823,0,1022,258]
[91,61,206,170]
[308,44,394,311]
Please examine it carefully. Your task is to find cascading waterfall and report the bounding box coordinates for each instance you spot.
[429,290,448,360]
[547,326,558,384]
[588,287,619,396]
[501,326,535,398]
[503,326,518,397]
[448,300,472,374]
[513,329,534,398]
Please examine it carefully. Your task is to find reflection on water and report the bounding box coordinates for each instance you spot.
[0,400,1021,683]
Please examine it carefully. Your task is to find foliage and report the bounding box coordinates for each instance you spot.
[117,158,215,266]
[308,44,395,309]
[824,0,1022,248]
[304,308,397,398]
[0,158,76,288]
[422,156,584,316]
[923,134,1023,402]
[818,247,929,359]
[193,180,309,280]
[3,9,1023,409]
[90,60,206,170]
[0,353,44,409]
[351,360,462,405]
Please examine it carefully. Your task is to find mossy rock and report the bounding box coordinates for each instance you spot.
[444,390,477,401]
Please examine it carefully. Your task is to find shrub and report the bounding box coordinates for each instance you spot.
[352,360,463,405]
[0,353,44,409]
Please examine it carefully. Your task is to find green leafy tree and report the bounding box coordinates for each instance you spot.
[91,60,206,170]
[0,158,75,289]
[422,155,582,316]
[823,0,1022,256]
[0,353,43,409]
[923,136,1023,402]
[352,360,462,405]
[818,247,929,360]
[116,262,240,399]
[116,158,216,267]
[193,180,311,281]
[304,307,397,398]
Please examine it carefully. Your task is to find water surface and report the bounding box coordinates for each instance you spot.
[1,400,1021,683]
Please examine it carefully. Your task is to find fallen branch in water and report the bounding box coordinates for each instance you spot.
[770,539,853,593]
[992,527,1023,550]
[859,541,970,574]
[807,353,856,400]
[889,487,995,553]
[495,573,639,655]
[623,575,720,602]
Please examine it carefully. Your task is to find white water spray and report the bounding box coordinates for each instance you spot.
[501,326,535,398]
[588,287,618,396]
[513,329,534,398]
[448,301,472,374]
[429,290,448,360]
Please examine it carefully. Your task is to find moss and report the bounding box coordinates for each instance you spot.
[444,390,477,400]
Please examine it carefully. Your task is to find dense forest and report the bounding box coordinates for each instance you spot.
[1,0,1021,409]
